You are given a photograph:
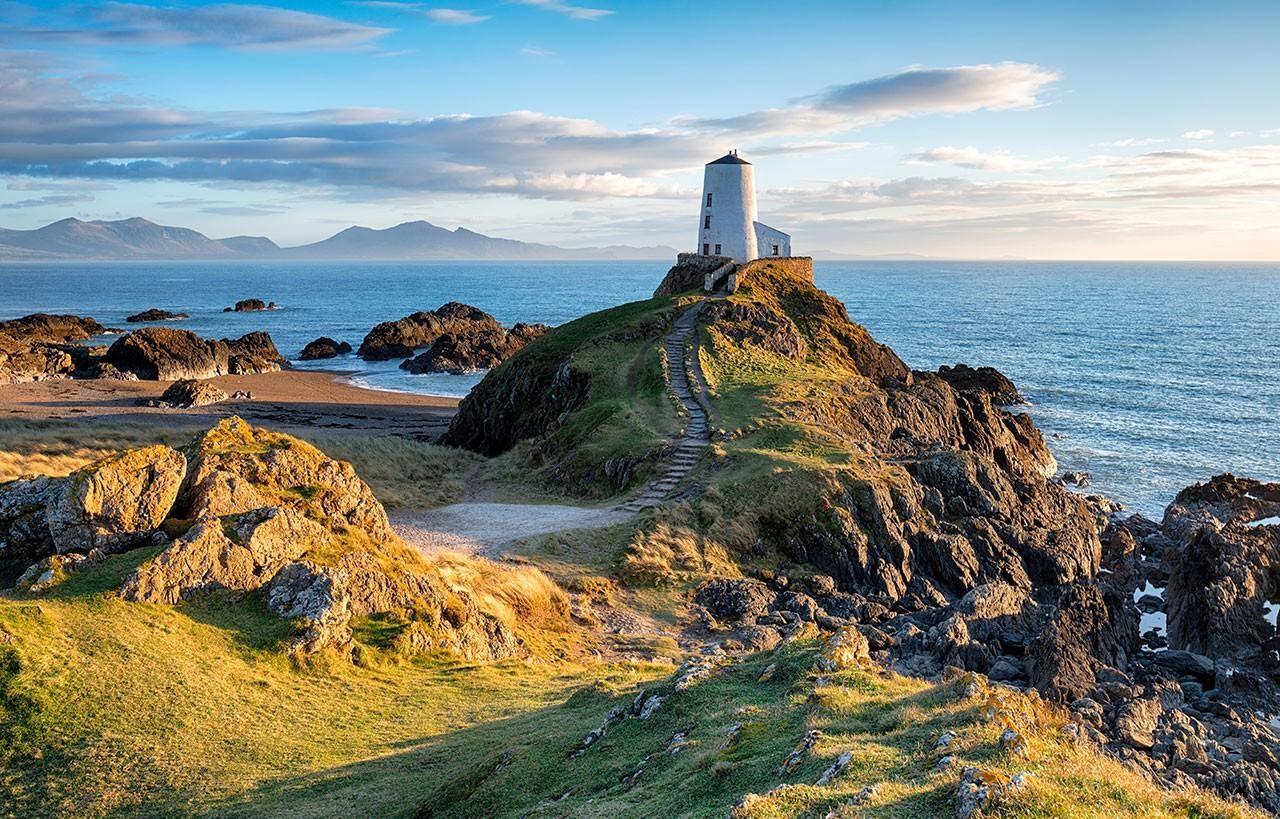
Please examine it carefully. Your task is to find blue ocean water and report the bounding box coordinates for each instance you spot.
[1,259,1277,517]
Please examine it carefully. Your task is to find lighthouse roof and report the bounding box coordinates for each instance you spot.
[708,152,751,166]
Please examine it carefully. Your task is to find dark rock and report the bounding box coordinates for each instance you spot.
[400,322,549,374]
[299,337,353,360]
[700,300,807,360]
[935,363,1025,405]
[0,313,106,384]
[142,379,229,409]
[1154,650,1217,683]
[359,302,500,361]
[774,591,822,621]
[988,655,1026,681]
[126,308,188,323]
[226,299,275,312]
[693,578,775,624]
[1026,582,1138,702]
[1061,470,1092,488]
[0,313,105,344]
[1135,593,1164,614]
[105,327,285,380]
[0,477,60,586]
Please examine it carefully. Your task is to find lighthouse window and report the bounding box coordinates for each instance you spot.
[703,215,711,229]
[702,243,709,255]
[706,193,713,207]
[714,244,722,255]
[772,244,780,256]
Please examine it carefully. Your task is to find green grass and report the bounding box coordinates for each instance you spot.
[0,554,666,818]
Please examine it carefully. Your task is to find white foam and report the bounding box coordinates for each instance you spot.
[1246,516,1280,528]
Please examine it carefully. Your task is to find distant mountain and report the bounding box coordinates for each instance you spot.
[0,217,677,261]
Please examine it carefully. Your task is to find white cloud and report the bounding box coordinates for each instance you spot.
[424,8,490,24]
[513,0,613,20]
[11,3,393,51]
[1183,129,1215,140]
[690,62,1060,137]
[906,145,1059,171]
[521,46,555,58]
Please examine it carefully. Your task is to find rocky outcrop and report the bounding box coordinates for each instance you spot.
[700,300,807,360]
[177,417,392,541]
[400,322,549,374]
[358,302,502,361]
[142,379,230,408]
[105,327,285,380]
[125,308,188,323]
[1025,581,1137,701]
[299,337,352,360]
[936,364,1025,406]
[121,506,327,604]
[225,298,276,312]
[0,446,185,586]
[0,313,106,384]
[44,445,187,556]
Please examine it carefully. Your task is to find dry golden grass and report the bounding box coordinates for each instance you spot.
[0,419,475,510]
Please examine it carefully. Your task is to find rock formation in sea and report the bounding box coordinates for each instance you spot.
[0,313,106,383]
[299,337,353,360]
[400,321,549,374]
[224,298,277,312]
[105,327,285,380]
[125,308,189,323]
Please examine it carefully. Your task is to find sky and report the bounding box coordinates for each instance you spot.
[1,0,1278,259]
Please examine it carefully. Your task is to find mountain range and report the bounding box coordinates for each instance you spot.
[0,217,678,261]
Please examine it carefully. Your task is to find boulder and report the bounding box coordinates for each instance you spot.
[693,577,775,623]
[105,327,284,380]
[358,302,503,361]
[120,506,327,604]
[0,476,60,586]
[178,417,392,542]
[299,337,353,360]
[125,308,188,323]
[0,313,105,344]
[44,445,187,555]
[143,379,229,409]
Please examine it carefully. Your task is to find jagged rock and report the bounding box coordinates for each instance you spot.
[299,337,353,360]
[1025,581,1138,702]
[126,308,188,322]
[1153,649,1216,683]
[400,322,549,374]
[1115,696,1162,749]
[142,379,229,408]
[120,506,326,604]
[1061,470,1092,488]
[652,253,730,297]
[44,445,186,556]
[815,750,852,785]
[87,362,138,381]
[779,729,822,774]
[936,363,1025,405]
[1163,477,1280,659]
[0,476,60,586]
[358,302,501,361]
[105,327,285,380]
[0,313,105,344]
[815,625,871,671]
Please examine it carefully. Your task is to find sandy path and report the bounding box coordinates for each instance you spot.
[392,502,630,556]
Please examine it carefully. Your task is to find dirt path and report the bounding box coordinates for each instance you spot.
[392,502,631,556]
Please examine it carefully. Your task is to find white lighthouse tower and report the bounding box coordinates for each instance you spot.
[696,150,791,262]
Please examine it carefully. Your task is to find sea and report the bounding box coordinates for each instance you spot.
[1,259,1277,518]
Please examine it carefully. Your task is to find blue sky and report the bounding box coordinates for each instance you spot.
[2,0,1278,258]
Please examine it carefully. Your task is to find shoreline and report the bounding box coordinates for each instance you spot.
[0,368,459,438]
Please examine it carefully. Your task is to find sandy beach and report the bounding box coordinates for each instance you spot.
[0,369,459,439]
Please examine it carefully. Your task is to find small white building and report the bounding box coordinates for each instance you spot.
[695,151,791,262]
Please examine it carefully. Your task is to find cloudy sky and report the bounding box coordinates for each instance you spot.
[2,0,1278,259]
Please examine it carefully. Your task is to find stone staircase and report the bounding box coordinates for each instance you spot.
[618,304,711,513]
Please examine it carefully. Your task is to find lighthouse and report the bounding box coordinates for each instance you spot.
[695,150,791,262]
